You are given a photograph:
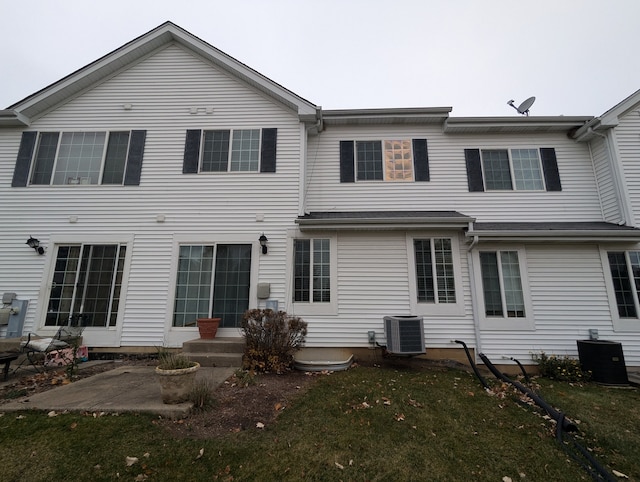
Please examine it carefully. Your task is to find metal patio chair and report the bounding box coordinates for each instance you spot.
[16,317,85,373]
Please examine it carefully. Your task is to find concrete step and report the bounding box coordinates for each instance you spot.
[182,337,244,354]
[628,370,640,387]
[186,352,243,368]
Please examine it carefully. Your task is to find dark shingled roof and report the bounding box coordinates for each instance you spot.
[471,222,640,232]
[298,211,472,220]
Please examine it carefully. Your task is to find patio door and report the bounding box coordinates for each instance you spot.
[45,244,126,328]
[173,244,252,328]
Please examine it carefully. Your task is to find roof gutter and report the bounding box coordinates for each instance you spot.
[465,228,640,243]
[296,215,474,231]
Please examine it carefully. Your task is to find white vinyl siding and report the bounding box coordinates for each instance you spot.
[306,125,601,222]
[0,44,302,347]
[478,245,640,365]
[615,111,640,225]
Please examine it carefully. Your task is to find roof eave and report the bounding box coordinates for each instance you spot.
[466,229,640,242]
[297,215,475,231]
[322,107,452,126]
[0,110,30,127]
[444,116,593,134]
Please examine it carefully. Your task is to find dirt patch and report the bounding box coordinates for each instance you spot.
[158,370,320,439]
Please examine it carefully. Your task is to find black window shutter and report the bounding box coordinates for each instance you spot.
[183,130,202,174]
[123,130,146,185]
[12,131,38,187]
[339,141,355,183]
[464,149,484,192]
[412,139,429,181]
[540,148,562,191]
[260,128,277,173]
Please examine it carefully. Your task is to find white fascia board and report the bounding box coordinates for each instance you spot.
[322,107,451,126]
[465,229,640,242]
[444,116,592,133]
[11,22,318,120]
[297,217,474,231]
[0,110,30,127]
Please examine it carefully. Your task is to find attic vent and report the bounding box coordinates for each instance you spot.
[384,315,425,355]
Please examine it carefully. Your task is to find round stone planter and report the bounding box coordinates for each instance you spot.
[155,362,200,404]
[197,317,221,339]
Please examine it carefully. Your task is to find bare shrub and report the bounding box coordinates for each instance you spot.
[241,309,307,373]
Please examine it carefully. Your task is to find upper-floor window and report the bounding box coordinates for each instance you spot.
[183,128,277,174]
[464,147,561,192]
[339,138,429,183]
[12,130,146,187]
[481,149,544,191]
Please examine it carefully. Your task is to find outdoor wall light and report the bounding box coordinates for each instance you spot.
[26,236,45,255]
[259,234,268,254]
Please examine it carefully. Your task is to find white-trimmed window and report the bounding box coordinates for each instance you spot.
[45,244,127,327]
[173,244,252,328]
[480,251,525,317]
[183,128,277,174]
[201,129,261,172]
[481,148,544,191]
[339,139,429,183]
[356,140,414,181]
[414,238,456,304]
[30,131,136,185]
[407,234,464,316]
[474,247,534,329]
[290,234,337,315]
[294,239,331,302]
[607,251,640,319]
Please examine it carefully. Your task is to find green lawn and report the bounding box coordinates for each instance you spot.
[1,365,638,481]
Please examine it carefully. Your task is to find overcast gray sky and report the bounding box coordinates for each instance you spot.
[2,0,639,117]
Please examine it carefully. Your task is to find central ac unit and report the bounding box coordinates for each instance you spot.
[384,315,425,355]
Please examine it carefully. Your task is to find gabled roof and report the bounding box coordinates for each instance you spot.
[1,21,319,127]
[572,88,640,141]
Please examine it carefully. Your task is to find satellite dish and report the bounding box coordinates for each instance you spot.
[507,96,536,116]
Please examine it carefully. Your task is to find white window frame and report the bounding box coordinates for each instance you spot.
[406,233,465,316]
[164,234,260,346]
[287,230,338,316]
[472,245,535,330]
[600,247,640,331]
[480,148,545,192]
[355,139,415,182]
[34,234,133,345]
[199,128,262,173]
[29,131,132,186]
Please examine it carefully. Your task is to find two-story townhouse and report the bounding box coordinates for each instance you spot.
[2,22,640,368]
[302,111,640,367]
[0,22,319,350]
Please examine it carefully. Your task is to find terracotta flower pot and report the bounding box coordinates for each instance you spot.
[197,317,221,339]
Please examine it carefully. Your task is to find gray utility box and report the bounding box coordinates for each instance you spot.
[577,339,628,385]
[383,315,425,355]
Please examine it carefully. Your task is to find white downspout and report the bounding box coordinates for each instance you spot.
[466,226,483,363]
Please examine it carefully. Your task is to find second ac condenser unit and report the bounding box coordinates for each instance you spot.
[384,315,425,355]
